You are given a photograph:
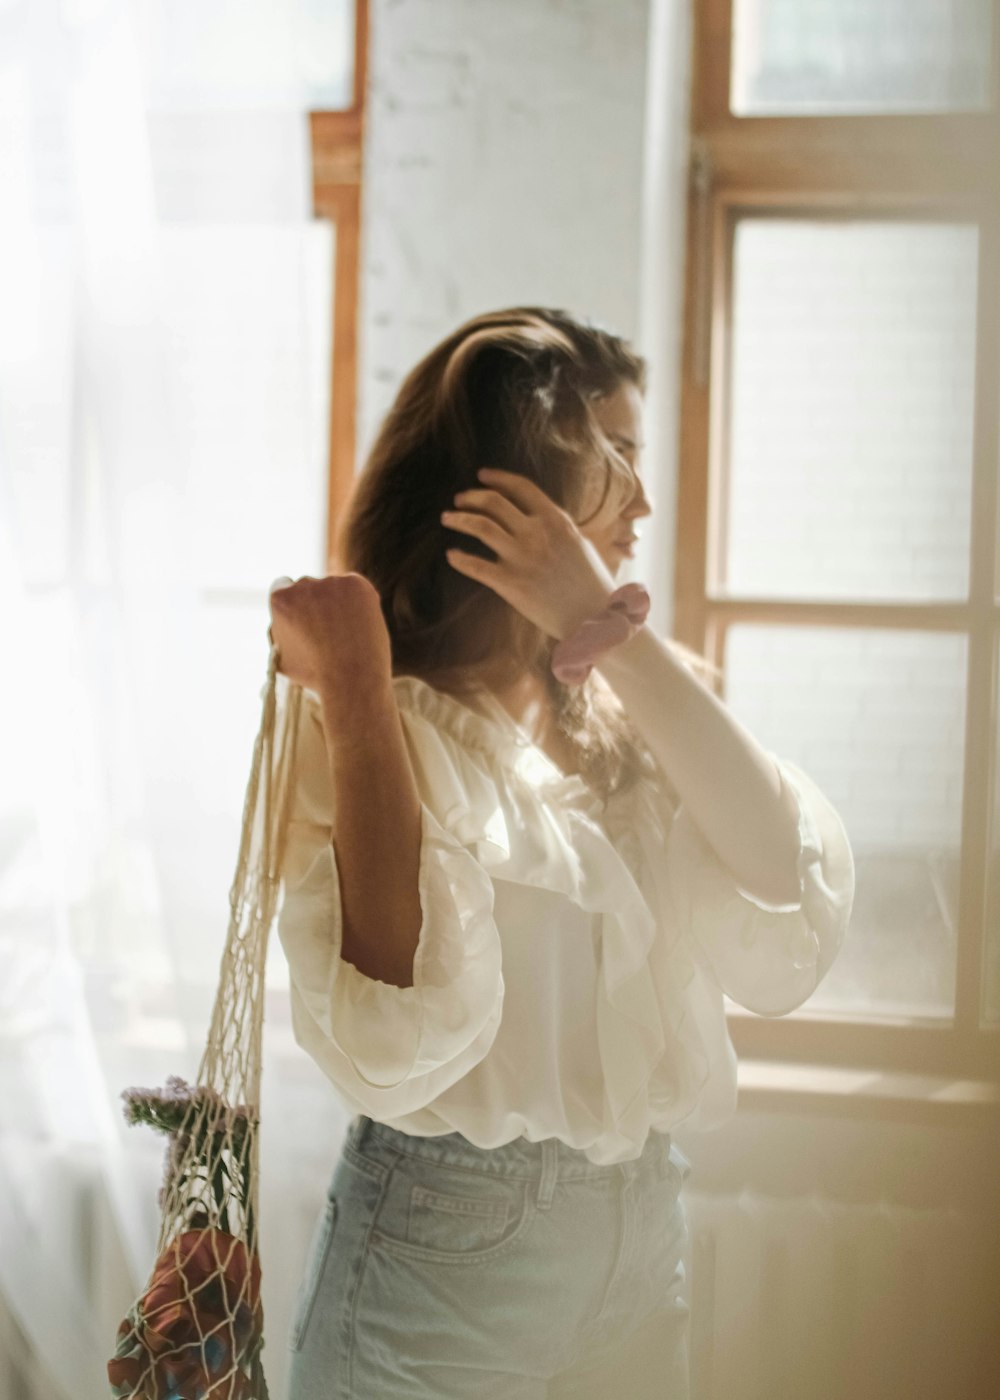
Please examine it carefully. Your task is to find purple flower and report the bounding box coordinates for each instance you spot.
[157,1130,192,1209]
[121,1079,257,1141]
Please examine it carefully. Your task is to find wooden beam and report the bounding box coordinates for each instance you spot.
[674,157,713,665]
[699,115,999,196]
[729,1012,1000,1083]
[701,599,993,632]
[308,0,369,573]
[693,0,733,130]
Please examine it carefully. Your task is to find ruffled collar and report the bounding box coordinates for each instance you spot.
[390,673,607,816]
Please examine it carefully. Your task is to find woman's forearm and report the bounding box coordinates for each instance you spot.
[315,678,423,989]
[596,624,803,907]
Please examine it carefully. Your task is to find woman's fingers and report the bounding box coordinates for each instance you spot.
[444,547,511,601]
[475,467,563,518]
[265,572,393,695]
[443,468,614,640]
[450,486,527,534]
[440,508,514,555]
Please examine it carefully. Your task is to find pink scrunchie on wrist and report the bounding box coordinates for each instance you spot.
[550,582,651,686]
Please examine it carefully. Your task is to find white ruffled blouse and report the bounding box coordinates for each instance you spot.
[277,673,856,1165]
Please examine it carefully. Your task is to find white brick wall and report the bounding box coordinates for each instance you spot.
[358,0,652,454]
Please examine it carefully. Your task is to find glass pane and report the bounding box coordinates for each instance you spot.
[726,219,978,603]
[732,0,994,114]
[724,625,966,1020]
[135,0,356,111]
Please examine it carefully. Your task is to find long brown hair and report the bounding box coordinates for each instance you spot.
[338,306,717,804]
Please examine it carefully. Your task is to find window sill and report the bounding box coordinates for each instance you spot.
[738,1058,1000,1126]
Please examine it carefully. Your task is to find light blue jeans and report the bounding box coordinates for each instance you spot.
[287,1114,692,1398]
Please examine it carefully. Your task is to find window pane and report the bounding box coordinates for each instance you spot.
[726,219,977,603]
[732,0,994,114]
[725,625,966,1020]
[135,0,356,111]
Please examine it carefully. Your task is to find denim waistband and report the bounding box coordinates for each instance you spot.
[347,1115,673,1188]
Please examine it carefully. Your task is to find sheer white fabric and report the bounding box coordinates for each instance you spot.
[278,673,857,1165]
[0,3,346,1394]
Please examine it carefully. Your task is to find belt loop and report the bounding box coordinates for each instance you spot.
[536,1139,559,1210]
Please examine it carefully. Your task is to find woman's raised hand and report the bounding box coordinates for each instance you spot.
[441,468,616,641]
[268,572,394,719]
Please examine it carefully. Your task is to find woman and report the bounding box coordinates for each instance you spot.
[268,307,855,1398]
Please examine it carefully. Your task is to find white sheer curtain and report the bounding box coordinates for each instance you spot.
[0,3,351,1397]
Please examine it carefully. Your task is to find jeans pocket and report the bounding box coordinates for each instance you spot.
[373,1159,532,1264]
[289,1193,339,1351]
[407,1181,510,1252]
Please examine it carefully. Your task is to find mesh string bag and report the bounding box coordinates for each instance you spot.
[109,639,304,1400]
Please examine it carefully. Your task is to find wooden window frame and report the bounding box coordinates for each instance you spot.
[309,0,369,572]
[677,0,1000,1082]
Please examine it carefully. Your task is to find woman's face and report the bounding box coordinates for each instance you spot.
[575,381,653,577]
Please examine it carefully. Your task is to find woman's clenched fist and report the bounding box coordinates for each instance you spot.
[268,572,394,727]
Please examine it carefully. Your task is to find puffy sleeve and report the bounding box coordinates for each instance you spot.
[276,692,507,1118]
[662,753,856,1016]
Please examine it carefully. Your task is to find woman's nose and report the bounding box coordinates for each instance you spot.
[625,480,654,519]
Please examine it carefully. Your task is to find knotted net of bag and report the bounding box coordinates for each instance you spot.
[109,643,303,1400]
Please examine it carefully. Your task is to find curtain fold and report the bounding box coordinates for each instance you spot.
[0,3,346,1396]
